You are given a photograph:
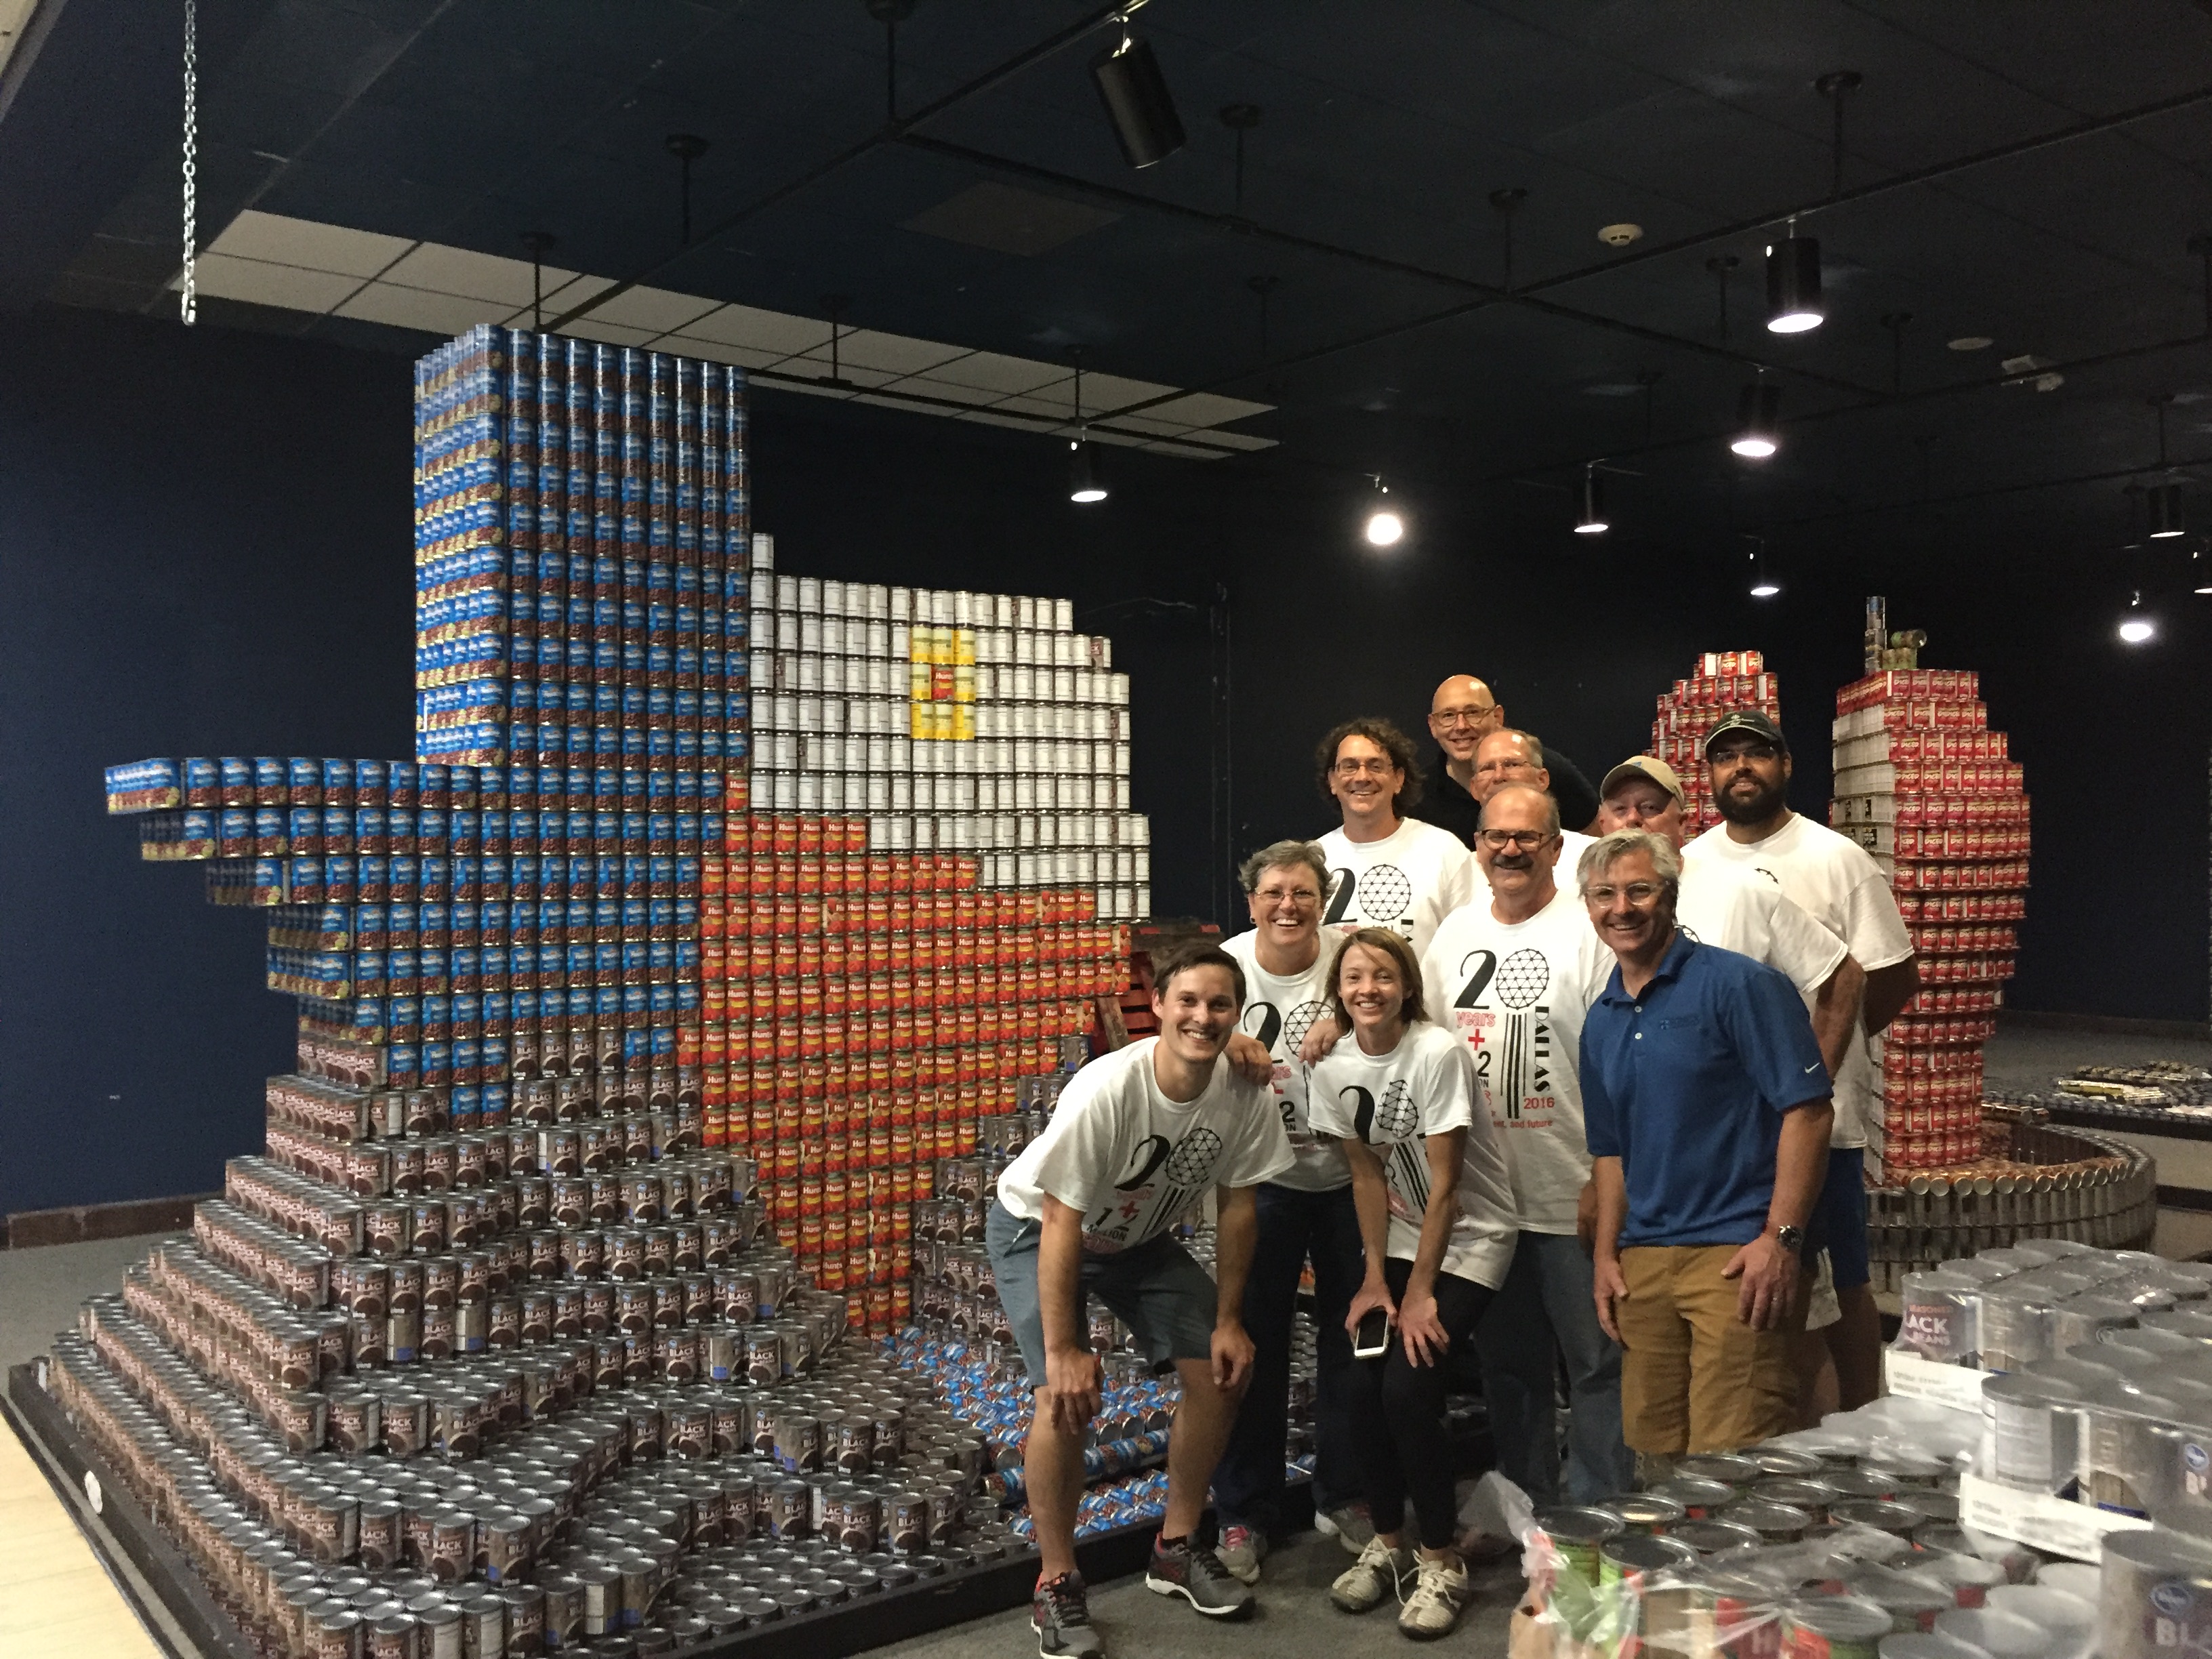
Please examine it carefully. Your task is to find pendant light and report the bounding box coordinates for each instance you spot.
[1765,229,1824,333]
[1732,380,1782,458]
[1574,464,1608,535]
[1090,16,1185,169]
[2118,590,2156,644]
[2149,480,2186,539]
[1363,476,1404,547]
[1068,354,1107,504]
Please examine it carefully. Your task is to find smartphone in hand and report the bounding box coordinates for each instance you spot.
[1353,1307,1392,1359]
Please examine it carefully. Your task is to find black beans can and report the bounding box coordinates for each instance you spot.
[769,1479,811,1539]
[887,1490,929,1553]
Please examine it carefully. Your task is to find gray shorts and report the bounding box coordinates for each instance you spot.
[985,1200,1220,1388]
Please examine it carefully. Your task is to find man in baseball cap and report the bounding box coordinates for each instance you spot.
[1685,712,1921,1420]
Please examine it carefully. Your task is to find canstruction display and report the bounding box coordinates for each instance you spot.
[1831,600,2030,1176]
[58,325,1205,1655]
[1520,1240,2212,1659]
[1645,649,1782,834]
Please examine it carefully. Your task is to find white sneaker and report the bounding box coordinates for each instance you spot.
[1330,1535,1414,1614]
[1397,1555,1469,1641]
[1315,1502,1376,1556]
[1216,1524,1265,1584]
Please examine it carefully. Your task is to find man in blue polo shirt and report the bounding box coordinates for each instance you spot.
[1576,829,1834,1460]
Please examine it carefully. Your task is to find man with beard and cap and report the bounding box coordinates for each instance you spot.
[1419,783,1631,1504]
[1685,712,1920,1416]
[1581,830,1836,1458]
[1414,674,1601,845]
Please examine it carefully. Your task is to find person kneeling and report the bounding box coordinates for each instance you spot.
[1307,927,1521,1641]
[985,943,1295,1659]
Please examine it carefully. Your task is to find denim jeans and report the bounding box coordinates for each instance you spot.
[1212,1181,1364,1531]
[1473,1230,1635,1504]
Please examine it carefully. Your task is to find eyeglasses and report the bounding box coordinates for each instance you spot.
[1332,758,1399,777]
[1709,740,1780,764]
[1431,705,1498,728]
[1478,829,1556,851]
[1254,886,1321,907]
[1585,882,1666,907]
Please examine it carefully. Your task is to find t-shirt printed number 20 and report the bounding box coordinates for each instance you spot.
[1326,865,1414,932]
[1085,1128,1226,1244]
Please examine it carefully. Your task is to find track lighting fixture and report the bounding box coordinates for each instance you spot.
[1732,382,1782,459]
[2118,590,2156,644]
[1091,13,1185,169]
[2150,480,2186,539]
[1363,476,1404,547]
[1765,232,1824,333]
[1574,465,1609,535]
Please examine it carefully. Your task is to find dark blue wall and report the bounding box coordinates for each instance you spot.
[3,304,2205,1216]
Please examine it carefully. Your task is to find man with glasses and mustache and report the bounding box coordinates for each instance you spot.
[1419,784,1631,1504]
[1212,841,1370,1579]
[1580,830,1835,1460]
[1314,717,1474,961]
[1414,674,1601,846]
[1684,713,1918,1416]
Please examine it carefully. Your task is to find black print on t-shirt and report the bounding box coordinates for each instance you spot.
[1325,864,1412,929]
[1340,1081,1433,1219]
[1458,949,1553,1118]
[1242,998,1330,1135]
[1087,1126,1227,1242]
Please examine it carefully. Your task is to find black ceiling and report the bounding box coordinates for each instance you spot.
[16,0,2212,574]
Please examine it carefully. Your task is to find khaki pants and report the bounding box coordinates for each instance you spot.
[1617,1245,1806,1454]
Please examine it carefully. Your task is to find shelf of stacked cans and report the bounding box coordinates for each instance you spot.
[1645,651,1783,834]
[1829,604,2030,1176]
[1989,1063,2212,1132]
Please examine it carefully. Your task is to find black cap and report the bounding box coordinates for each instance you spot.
[1703,708,1788,756]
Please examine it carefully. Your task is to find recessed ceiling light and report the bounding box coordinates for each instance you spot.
[1947,336,1994,352]
[1599,223,1643,247]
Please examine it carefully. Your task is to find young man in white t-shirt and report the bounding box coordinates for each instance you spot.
[987,945,1295,1658]
[1418,783,1631,1505]
[1683,712,1920,1415]
[1314,716,1474,960]
[1212,840,1367,1580]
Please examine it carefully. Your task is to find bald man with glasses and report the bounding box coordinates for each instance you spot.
[1414,674,1601,846]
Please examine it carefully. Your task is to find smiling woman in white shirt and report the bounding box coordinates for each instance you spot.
[1306,926,1520,1642]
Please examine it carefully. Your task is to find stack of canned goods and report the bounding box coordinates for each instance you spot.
[1866,1117,2156,1292]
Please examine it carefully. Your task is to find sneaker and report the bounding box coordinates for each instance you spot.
[1397,1555,1469,1641]
[1032,1570,1104,1659]
[1315,1502,1376,1556]
[1145,1535,1255,1619]
[1216,1523,1265,1584]
[1330,1535,1416,1614]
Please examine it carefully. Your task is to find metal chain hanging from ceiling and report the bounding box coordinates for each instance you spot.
[181,0,198,326]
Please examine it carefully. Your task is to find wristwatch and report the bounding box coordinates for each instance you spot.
[1775,1224,1805,1255]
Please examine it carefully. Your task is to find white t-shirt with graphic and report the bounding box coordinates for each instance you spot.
[1221,929,1348,1193]
[1317,818,1475,961]
[1420,886,1614,1235]
[1307,1021,1519,1288]
[1687,814,1916,1150]
[1677,860,1850,998]
[995,1038,1296,1252]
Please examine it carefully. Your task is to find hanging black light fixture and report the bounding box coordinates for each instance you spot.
[1068,352,1107,504]
[2150,480,2187,539]
[1732,381,1782,458]
[1765,231,1824,333]
[1574,464,1609,535]
[1090,16,1185,169]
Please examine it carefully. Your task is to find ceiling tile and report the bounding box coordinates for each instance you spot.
[675,303,834,356]
[335,282,504,333]
[1137,391,1277,428]
[920,351,1065,395]
[207,209,414,279]
[817,329,971,375]
[377,242,569,305]
[1072,372,1178,410]
[187,251,369,312]
[578,285,725,335]
[659,334,787,370]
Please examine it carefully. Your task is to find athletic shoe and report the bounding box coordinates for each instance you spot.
[1314,1502,1376,1555]
[1145,1535,1255,1619]
[1330,1535,1416,1614]
[1397,1555,1469,1641]
[1032,1570,1104,1658]
[1216,1523,1265,1584]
